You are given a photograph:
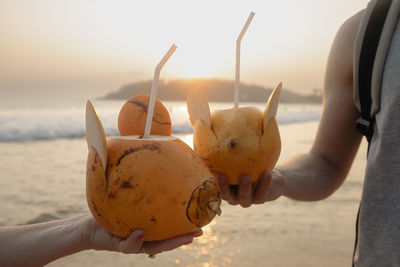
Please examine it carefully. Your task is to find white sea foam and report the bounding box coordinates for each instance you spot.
[0,101,321,142]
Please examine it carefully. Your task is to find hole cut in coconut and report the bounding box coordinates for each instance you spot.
[113,135,178,141]
[186,179,221,227]
[86,100,108,168]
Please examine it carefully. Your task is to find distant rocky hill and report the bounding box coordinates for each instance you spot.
[102,78,322,103]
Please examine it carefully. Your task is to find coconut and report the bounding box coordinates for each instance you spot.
[85,99,221,241]
[187,83,282,185]
[118,94,172,136]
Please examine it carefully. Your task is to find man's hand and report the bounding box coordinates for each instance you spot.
[216,170,285,208]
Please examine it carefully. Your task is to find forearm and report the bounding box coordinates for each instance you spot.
[276,151,347,201]
[0,215,87,267]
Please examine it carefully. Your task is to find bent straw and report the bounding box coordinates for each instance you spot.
[144,44,177,139]
[234,11,255,108]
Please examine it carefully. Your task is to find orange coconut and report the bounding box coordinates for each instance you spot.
[118,94,172,136]
[86,100,221,241]
[187,83,282,185]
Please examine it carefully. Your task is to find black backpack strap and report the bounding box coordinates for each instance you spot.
[356,0,393,143]
[353,2,393,266]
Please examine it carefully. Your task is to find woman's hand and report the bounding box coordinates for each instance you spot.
[79,214,202,257]
[0,214,203,267]
[216,170,285,208]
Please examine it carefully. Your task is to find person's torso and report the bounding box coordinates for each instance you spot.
[356,16,400,267]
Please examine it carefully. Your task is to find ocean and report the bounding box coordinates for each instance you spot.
[0,96,322,143]
[0,94,366,266]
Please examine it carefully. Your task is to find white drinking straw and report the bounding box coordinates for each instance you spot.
[144,44,177,139]
[234,12,255,108]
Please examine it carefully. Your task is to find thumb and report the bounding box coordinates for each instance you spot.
[116,230,146,254]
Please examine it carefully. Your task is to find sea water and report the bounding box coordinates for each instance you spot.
[0,98,322,142]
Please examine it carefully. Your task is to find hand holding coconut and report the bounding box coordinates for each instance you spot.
[0,214,202,267]
[187,13,282,196]
[197,83,285,208]
[217,171,286,208]
[85,45,221,258]
[80,214,202,256]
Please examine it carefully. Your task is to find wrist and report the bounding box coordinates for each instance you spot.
[72,214,94,251]
[271,168,286,198]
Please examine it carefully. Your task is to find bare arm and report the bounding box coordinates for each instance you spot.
[218,10,364,205]
[279,11,364,201]
[0,214,201,267]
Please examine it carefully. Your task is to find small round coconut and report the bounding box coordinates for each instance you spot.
[118,94,172,136]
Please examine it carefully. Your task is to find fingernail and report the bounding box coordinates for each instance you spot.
[137,232,146,240]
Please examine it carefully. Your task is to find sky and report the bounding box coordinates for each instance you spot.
[0,0,369,98]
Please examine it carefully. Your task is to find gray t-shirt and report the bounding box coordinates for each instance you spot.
[355,18,400,266]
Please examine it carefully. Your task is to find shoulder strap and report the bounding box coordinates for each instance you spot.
[352,1,395,266]
[356,0,393,143]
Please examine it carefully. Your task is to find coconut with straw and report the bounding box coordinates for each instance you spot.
[187,12,283,185]
[85,45,221,242]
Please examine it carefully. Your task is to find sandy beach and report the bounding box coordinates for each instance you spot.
[0,121,368,267]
